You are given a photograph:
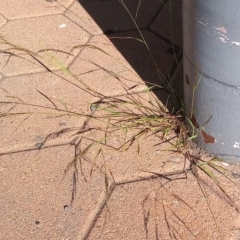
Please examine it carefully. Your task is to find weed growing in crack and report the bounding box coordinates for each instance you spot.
[0,0,240,239]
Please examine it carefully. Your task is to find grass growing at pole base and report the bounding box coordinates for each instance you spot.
[0,1,240,239]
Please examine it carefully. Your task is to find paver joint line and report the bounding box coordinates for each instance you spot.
[77,169,188,239]
[1,1,240,239]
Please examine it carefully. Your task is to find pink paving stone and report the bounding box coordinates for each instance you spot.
[0,0,74,20]
[0,14,7,28]
[0,53,46,77]
[0,145,106,240]
[0,14,89,52]
[87,173,239,240]
[69,31,174,97]
[65,1,103,35]
[0,14,90,75]
[69,34,145,96]
[1,1,240,240]
[0,50,77,77]
[0,71,95,149]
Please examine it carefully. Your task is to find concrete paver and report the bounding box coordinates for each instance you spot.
[0,53,46,77]
[0,0,73,20]
[69,31,176,105]
[150,0,183,47]
[0,145,106,239]
[0,14,89,52]
[69,34,143,95]
[0,14,89,73]
[0,70,93,149]
[1,0,240,240]
[65,2,103,35]
[88,174,238,240]
[0,14,7,28]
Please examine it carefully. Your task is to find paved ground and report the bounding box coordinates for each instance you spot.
[1,0,240,239]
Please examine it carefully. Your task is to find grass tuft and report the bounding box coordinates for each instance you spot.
[0,1,239,238]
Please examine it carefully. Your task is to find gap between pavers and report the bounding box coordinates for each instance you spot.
[0,14,90,77]
[77,170,186,240]
[0,0,73,20]
[1,1,240,239]
[78,169,240,240]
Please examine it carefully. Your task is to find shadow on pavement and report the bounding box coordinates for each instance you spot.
[77,0,183,112]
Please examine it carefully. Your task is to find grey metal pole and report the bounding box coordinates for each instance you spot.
[182,0,240,162]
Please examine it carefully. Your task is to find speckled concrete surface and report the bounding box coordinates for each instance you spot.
[1,1,240,239]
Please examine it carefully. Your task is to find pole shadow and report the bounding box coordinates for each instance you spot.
[76,0,183,112]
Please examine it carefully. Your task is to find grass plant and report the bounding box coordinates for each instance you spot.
[0,0,239,239]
